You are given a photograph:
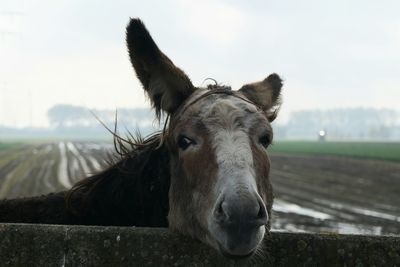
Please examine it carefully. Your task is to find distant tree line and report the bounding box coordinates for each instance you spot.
[47,104,158,133]
[1,105,399,141]
[276,108,400,141]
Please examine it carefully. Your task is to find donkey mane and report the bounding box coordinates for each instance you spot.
[65,132,171,226]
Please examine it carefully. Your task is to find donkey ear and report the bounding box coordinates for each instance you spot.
[126,18,195,117]
[238,73,283,121]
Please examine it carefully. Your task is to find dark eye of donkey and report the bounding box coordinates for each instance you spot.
[259,134,271,148]
[178,135,196,150]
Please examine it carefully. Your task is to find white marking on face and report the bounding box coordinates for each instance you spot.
[206,98,259,196]
[202,97,267,253]
[213,129,257,193]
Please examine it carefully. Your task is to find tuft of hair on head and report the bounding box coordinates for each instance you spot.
[126,18,196,119]
[202,78,232,91]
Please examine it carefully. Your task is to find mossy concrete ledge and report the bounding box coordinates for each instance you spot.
[0,224,399,266]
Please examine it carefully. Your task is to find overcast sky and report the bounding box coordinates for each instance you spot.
[1,0,400,127]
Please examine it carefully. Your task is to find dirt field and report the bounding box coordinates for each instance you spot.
[0,142,111,199]
[0,142,399,235]
[271,153,400,235]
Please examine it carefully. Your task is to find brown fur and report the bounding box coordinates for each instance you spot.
[251,140,274,230]
[126,19,195,118]
[239,73,283,122]
[163,87,276,248]
[167,123,219,241]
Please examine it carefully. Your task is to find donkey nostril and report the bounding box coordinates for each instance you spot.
[257,206,264,218]
[214,200,228,223]
[257,205,268,221]
[217,203,224,215]
[256,200,268,222]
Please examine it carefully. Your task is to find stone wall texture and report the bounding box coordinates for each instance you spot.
[0,223,399,266]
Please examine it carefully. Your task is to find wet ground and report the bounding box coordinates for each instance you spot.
[0,142,399,235]
[271,153,400,235]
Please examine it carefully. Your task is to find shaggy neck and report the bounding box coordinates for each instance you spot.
[66,135,171,226]
[0,135,171,227]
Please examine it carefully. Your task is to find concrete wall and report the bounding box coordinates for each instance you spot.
[0,223,399,266]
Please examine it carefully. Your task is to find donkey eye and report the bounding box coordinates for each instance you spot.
[259,134,270,148]
[177,135,196,150]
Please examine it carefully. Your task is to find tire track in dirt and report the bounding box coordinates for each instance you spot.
[0,145,36,198]
[57,142,71,188]
[74,142,104,172]
[67,142,91,176]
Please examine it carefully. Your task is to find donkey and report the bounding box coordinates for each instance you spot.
[0,18,282,258]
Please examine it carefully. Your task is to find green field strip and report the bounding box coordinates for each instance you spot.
[269,141,400,162]
[0,142,21,151]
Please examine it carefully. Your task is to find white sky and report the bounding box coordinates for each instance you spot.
[1,0,400,127]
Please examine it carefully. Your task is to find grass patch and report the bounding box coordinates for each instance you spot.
[0,142,20,151]
[269,141,400,162]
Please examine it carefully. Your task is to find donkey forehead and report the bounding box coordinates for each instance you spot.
[176,90,270,131]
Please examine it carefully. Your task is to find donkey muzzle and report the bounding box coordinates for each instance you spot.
[210,191,268,257]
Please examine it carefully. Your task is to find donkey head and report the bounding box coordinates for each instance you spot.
[126,19,282,258]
